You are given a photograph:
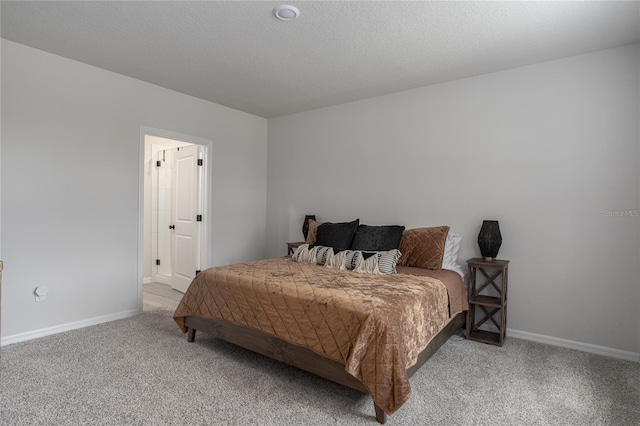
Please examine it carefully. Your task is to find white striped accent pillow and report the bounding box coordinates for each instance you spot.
[374,249,402,274]
[314,245,333,265]
[344,250,358,270]
[351,249,401,274]
[294,244,401,274]
[291,244,315,263]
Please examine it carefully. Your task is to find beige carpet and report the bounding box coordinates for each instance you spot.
[1,307,638,425]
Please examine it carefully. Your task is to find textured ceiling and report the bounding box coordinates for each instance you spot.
[2,1,639,118]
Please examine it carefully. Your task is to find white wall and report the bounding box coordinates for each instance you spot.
[267,45,640,354]
[1,40,267,340]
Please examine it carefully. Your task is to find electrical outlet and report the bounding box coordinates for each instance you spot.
[34,286,49,302]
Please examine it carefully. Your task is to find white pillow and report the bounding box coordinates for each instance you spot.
[442,232,462,270]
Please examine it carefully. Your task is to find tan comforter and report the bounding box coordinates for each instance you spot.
[174,257,467,415]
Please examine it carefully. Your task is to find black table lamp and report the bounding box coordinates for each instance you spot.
[478,220,502,261]
[302,215,316,240]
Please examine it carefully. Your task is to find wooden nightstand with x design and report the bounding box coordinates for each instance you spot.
[465,258,510,346]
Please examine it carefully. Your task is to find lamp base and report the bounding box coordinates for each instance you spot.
[483,257,495,261]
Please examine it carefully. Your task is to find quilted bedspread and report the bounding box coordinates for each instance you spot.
[174,257,466,415]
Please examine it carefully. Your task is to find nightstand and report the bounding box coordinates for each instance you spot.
[465,258,509,346]
[287,241,305,255]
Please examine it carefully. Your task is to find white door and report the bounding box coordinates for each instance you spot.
[171,145,203,292]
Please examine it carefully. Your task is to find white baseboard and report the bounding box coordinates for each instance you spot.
[507,328,639,363]
[143,277,153,284]
[0,309,140,347]
[154,275,171,285]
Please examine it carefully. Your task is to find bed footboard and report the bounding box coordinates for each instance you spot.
[184,312,464,423]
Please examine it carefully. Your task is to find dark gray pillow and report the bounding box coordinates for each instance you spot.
[315,219,359,250]
[351,225,405,251]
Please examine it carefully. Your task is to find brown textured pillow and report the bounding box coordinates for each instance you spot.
[397,226,450,270]
[306,219,320,245]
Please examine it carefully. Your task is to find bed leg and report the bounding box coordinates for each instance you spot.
[374,403,387,424]
[187,328,196,342]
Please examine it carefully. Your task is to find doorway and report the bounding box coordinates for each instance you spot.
[139,127,212,311]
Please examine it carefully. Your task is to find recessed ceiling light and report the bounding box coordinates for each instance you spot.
[273,4,299,21]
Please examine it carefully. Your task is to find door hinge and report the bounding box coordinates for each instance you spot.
[196,215,202,222]
[195,270,201,276]
[156,160,162,167]
[169,225,175,230]
[197,159,203,166]
[156,259,161,265]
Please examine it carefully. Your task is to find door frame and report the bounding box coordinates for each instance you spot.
[138,126,213,312]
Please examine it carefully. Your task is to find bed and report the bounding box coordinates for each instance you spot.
[173,224,468,423]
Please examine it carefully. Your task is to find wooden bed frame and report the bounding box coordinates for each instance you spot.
[184,311,465,424]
